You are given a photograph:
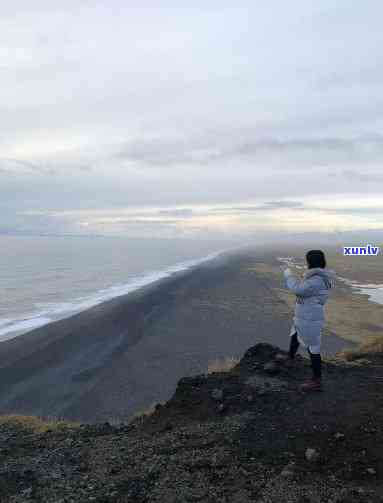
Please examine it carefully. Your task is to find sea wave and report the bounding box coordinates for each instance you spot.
[0,249,226,342]
[0,317,52,339]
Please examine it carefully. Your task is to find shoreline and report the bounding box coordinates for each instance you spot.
[0,251,235,359]
[0,249,352,422]
[0,247,233,342]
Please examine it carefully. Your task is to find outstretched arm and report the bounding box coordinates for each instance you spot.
[283,269,317,297]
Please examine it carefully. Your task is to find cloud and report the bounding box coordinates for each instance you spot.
[209,200,303,214]
[0,158,48,175]
[315,206,383,216]
[114,134,383,169]
[259,200,304,209]
[0,157,93,177]
[88,218,180,226]
[157,208,194,217]
[7,194,383,238]
[341,168,383,183]
[2,1,383,236]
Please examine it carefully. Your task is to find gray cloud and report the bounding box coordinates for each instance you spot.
[157,208,194,217]
[115,134,383,169]
[0,158,93,177]
[1,1,383,236]
[0,158,48,175]
[210,201,303,214]
[315,206,383,216]
[340,168,383,183]
[93,218,180,226]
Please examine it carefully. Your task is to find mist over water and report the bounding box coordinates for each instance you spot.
[0,235,235,341]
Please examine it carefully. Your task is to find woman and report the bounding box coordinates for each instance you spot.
[281,250,335,392]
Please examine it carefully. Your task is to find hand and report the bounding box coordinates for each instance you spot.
[283,268,293,278]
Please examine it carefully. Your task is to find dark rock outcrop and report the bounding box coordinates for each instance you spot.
[1,343,383,502]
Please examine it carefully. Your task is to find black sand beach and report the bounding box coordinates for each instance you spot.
[0,250,351,422]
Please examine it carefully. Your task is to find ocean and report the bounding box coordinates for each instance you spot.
[0,235,234,342]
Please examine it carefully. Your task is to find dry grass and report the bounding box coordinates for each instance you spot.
[324,248,383,283]
[254,258,383,346]
[105,417,129,427]
[248,257,383,362]
[245,249,383,357]
[274,287,383,345]
[0,414,80,433]
[207,356,240,374]
[242,262,285,282]
[338,335,383,361]
[130,402,159,422]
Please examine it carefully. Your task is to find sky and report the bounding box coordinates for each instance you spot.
[1,0,383,239]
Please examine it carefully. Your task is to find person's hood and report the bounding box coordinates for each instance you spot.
[304,268,336,289]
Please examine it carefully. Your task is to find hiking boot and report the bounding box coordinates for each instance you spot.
[300,378,322,392]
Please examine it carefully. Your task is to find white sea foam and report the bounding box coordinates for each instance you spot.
[0,249,226,341]
[0,318,13,329]
[0,317,52,340]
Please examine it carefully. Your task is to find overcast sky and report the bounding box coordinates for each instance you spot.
[1,1,383,238]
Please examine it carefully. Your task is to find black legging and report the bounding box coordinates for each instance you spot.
[289,332,322,379]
